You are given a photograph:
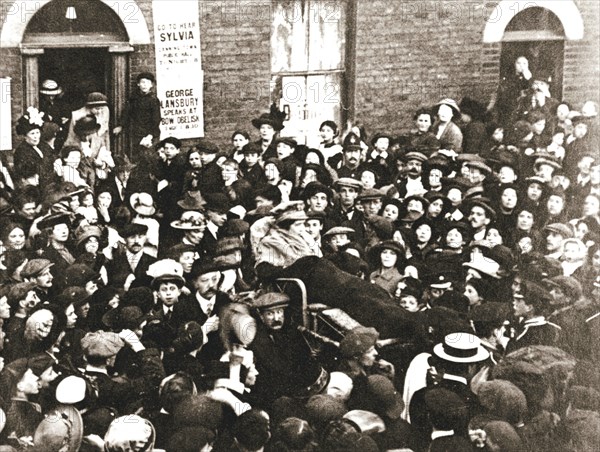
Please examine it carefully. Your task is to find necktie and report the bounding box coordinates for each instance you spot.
[165,308,172,321]
[206,303,214,317]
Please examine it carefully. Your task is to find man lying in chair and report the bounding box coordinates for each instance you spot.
[249,291,328,411]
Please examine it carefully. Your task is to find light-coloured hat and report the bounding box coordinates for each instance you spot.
[323,226,355,238]
[170,211,206,230]
[147,259,185,288]
[40,79,63,96]
[56,376,87,404]
[433,332,490,363]
[130,192,155,216]
[33,405,83,452]
[271,201,308,224]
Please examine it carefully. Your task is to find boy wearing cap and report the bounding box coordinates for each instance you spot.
[149,260,186,329]
[240,143,266,188]
[114,72,162,160]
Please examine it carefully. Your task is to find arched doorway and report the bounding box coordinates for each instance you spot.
[20,0,136,153]
[500,7,566,100]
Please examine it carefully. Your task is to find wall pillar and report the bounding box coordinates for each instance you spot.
[21,48,44,109]
[109,45,133,157]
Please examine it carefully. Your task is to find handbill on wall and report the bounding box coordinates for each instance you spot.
[1,78,12,151]
[152,0,204,139]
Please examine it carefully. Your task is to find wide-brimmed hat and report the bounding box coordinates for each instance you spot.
[85,92,108,107]
[463,252,501,279]
[40,79,63,96]
[252,104,286,131]
[130,192,156,216]
[102,305,150,331]
[38,212,71,230]
[433,332,490,363]
[323,226,355,238]
[436,98,461,116]
[272,201,308,224]
[73,115,101,136]
[178,191,207,211]
[113,155,136,172]
[120,222,148,238]
[32,405,83,452]
[534,156,562,171]
[204,193,231,214]
[75,225,102,248]
[16,107,45,135]
[64,263,100,287]
[170,211,206,230]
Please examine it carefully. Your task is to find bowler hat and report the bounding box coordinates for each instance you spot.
[204,193,231,214]
[120,222,148,238]
[254,292,290,311]
[433,332,490,363]
[190,259,220,279]
[159,136,182,149]
[85,92,108,107]
[73,115,101,136]
[177,190,206,211]
[60,286,91,309]
[113,155,136,171]
[40,79,63,96]
[130,192,155,216]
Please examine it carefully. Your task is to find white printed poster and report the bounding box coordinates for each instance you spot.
[152,0,204,139]
[1,78,12,150]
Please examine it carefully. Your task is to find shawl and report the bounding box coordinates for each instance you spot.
[255,221,318,269]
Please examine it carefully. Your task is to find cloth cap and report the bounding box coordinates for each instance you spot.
[339,326,379,358]
[64,264,100,287]
[477,380,528,425]
[357,188,384,202]
[402,151,428,163]
[254,292,290,311]
[6,281,37,308]
[544,222,573,239]
[424,388,468,430]
[81,331,124,358]
[544,275,583,300]
[367,374,404,419]
[271,201,308,224]
[33,405,83,452]
[21,259,54,279]
[334,177,363,191]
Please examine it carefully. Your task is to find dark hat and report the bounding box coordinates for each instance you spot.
[60,286,90,308]
[81,331,124,357]
[165,243,197,260]
[543,275,583,300]
[215,237,244,256]
[73,115,101,136]
[507,120,533,144]
[21,258,54,279]
[343,132,362,151]
[543,222,573,239]
[59,144,82,160]
[81,406,118,437]
[303,181,333,201]
[102,305,148,331]
[204,193,231,214]
[465,198,496,219]
[371,132,392,146]
[306,209,326,222]
[32,405,83,452]
[305,394,346,428]
[272,200,308,224]
[275,136,298,148]
[113,154,136,171]
[424,272,454,289]
[242,142,262,155]
[167,427,216,451]
[190,259,220,279]
[339,326,379,359]
[6,282,38,309]
[370,239,405,257]
[196,138,219,154]
[221,218,250,237]
[402,151,428,163]
[251,104,286,131]
[85,92,108,107]
[533,68,553,84]
[254,292,289,311]
[367,374,404,419]
[424,388,468,430]
[464,159,492,175]
[38,212,71,230]
[159,136,182,149]
[333,177,363,191]
[433,332,490,363]
[136,72,155,83]
[16,107,45,135]
[477,380,528,425]
[357,188,384,202]
[442,176,472,193]
[177,190,207,211]
[64,263,100,287]
[120,222,148,237]
[40,79,63,96]
[469,302,510,325]
[173,395,224,431]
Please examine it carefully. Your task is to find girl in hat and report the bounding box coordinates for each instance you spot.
[433,99,463,152]
[319,120,343,161]
[368,240,406,297]
[231,130,251,163]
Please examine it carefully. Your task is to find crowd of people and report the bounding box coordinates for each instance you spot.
[0,56,599,451]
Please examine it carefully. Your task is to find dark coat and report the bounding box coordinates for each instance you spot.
[12,140,55,185]
[506,317,561,353]
[197,162,223,195]
[429,435,474,452]
[106,249,156,289]
[96,176,139,211]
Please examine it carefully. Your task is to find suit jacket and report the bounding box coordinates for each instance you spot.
[106,250,156,289]
[429,435,473,452]
[97,176,138,211]
[199,228,219,259]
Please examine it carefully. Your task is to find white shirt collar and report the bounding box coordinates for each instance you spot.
[207,221,219,238]
[442,374,468,385]
[86,364,108,375]
[431,429,455,440]
[196,292,216,314]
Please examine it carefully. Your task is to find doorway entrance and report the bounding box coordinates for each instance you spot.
[39,48,109,111]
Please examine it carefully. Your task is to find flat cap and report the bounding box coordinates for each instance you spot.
[402,151,428,163]
[21,259,54,279]
[544,275,583,300]
[81,331,124,358]
[543,223,573,239]
[469,302,510,324]
[339,326,379,358]
[254,292,290,311]
[333,177,364,191]
[357,188,384,202]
